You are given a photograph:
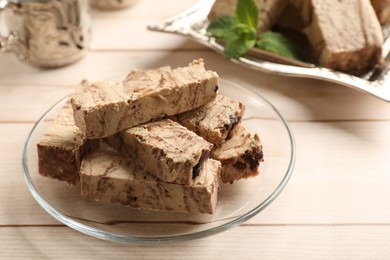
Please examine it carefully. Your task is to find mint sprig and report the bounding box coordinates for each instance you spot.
[207,0,258,59]
[207,0,303,61]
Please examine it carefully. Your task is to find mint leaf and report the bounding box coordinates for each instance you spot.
[207,16,237,39]
[207,0,262,60]
[236,0,258,31]
[256,31,304,60]
[224,24,257,59]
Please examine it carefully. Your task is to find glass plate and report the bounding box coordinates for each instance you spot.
[22,78,296,244]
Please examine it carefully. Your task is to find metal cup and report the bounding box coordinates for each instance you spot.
[0,0,91,68]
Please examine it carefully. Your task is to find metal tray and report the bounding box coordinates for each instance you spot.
[148,0,390,102]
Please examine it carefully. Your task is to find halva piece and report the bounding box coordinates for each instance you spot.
[298,0,384,73]
[80,147,221,214]
[71,59,219,139]
[174,94,245,145]
[37,101,98,185]
[211,124,263,184]
[371,0,390,25]
[108,119,214,185]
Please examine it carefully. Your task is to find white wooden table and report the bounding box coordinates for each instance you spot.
[1,0,390,258]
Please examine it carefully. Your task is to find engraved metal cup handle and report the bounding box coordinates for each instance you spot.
[0,0,18,52]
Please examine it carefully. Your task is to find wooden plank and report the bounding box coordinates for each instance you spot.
[1,124,34,171]
[90,18,205,51]
[1,225,390,259]
[1,122,390,225]
[0,85,73,122]
[1,52,390,122]
[0,51,218,86]
[90,0,197,19]
[0,123,61,225]
[258,122,390,224]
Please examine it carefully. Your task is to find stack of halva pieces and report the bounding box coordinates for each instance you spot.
[37,59,264,214]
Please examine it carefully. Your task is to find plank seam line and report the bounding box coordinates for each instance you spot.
[0,225,65,228]
[288,119,390,123]
[0,121,36,124]
[241,223,390,227]
[89,48,211,52]
[2,119,389,124]
[1,223,390,228]
[243,116,390,123]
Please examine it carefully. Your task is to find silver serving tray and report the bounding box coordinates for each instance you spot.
[148,0,390,102]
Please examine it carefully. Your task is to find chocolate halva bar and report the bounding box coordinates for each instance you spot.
[108,119,214,185]
[80,147,221,214]
[211,124,263,184]
[71,59,219,139]
[371,0,390,25]
[37,101,98,185]
[292,0,383,74]
[174,94,245,145]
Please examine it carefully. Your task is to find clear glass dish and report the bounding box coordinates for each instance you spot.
[22,78,296,244]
